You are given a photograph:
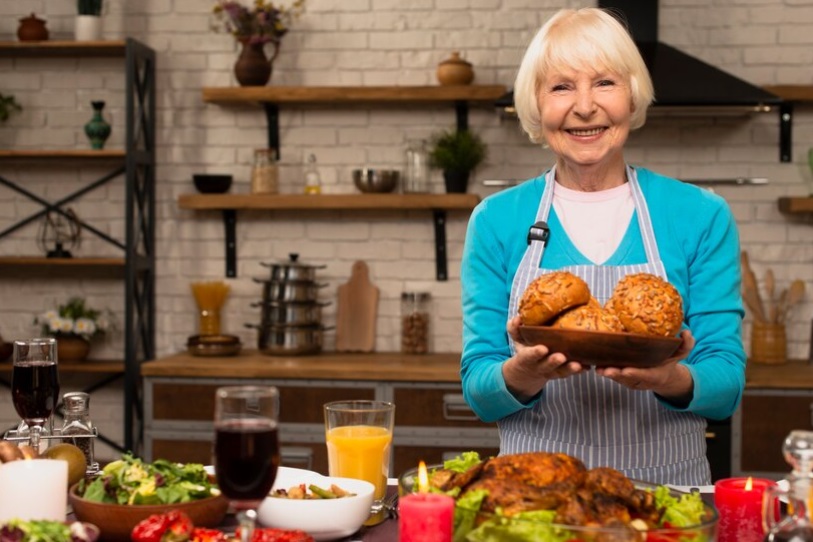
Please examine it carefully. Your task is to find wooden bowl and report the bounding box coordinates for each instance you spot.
[68,483,229,542]
[518,325,681,368]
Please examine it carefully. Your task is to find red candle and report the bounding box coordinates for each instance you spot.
[399,492,455,542]
[714,477,775,542]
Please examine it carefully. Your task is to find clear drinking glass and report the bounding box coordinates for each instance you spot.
[213,386,280,542]
[324,400,395,526]
[11,338,59,453]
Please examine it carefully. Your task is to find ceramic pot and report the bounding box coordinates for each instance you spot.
[17,13,49,42]
[84,101,111,150]
[74,15,102,41]
[443,169,470,193]
[751,322,787,364]
[57,335,91,362]
[436,52,474,86]
[234,40,279,87]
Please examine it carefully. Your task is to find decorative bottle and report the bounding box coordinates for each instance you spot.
[84,101,111,150]
[401,292,431,354]
[61,391,98,474]
[304,154,322,195]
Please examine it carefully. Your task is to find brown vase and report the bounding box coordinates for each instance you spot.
[436,51,474,86]
[17,13,49,42]
[56,335,91,362]
[234,40,279,87]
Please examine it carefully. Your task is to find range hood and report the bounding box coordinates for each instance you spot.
[495,1,793,161]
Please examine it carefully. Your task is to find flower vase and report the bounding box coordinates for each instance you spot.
[74,15,102,41]
[84,100,111,150]
[56,335,91,362]
[234,40,279,87]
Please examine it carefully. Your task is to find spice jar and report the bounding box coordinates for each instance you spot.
[251,148,278,194]
[61,392,98,474]
[401,292,431,354]
[304,154,322,195]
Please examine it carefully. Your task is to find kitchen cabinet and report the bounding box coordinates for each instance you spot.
[0,39,156,453]
[731,360,813,478]
[141,352,499,474]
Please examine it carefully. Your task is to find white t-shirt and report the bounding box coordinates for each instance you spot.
[552,182,634,265]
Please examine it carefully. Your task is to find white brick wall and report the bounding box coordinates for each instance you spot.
[0,0,811,454]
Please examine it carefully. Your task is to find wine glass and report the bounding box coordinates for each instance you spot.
[11,338,59,452]
[213,386,280,542]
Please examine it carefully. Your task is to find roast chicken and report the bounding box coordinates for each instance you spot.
[429,452,661,530]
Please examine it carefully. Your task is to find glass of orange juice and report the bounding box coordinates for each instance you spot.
[324,400,395,524]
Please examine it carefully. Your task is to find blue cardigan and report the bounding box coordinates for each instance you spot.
[460,167,746,423]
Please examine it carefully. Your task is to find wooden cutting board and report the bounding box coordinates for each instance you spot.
[336,260,379,352]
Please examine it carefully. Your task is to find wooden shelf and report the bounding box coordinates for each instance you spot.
[0,150,126,161]
[178,193,481,211]
[0,40,126,57]
[0,256,125,267]
[0,360,124,374]
[179,193,480,280]
[763,85,813,103]
[778,196,813,214]
[202,85,507,105]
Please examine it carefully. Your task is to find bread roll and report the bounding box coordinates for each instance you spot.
[606,273,683,337]
[551,305,624,332]
[519,271,591,325]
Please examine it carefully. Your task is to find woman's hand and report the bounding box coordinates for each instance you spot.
[502,316,585,403]
[595,329,696,405]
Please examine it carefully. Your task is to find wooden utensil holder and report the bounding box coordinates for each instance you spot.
[751,322,787,364]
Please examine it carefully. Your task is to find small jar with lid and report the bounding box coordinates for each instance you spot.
[401,292,431,354]
[251,148,279,194]
[61,391,98,474]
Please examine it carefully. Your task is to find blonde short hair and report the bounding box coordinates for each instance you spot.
[514,8,654,144]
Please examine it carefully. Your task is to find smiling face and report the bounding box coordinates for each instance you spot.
[538,66,633,187]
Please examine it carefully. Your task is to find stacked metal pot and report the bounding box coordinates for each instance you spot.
[248,254,330,355]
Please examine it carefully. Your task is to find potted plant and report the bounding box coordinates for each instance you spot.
[35,297,111,361]
[75,0,103,41]
[212,0,305,86]
[428,128,487,193]
[0,93,21,122]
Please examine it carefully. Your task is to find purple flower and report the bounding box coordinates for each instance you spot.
[212,0,304,44]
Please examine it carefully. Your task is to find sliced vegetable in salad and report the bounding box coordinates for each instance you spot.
[0,520,98,542]
[76,453,219,505]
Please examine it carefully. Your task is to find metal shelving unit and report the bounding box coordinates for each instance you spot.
[0,38,156,454]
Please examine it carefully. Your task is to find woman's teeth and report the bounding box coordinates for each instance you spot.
[568,128,604,136]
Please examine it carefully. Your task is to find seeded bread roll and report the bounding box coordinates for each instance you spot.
[551,305,624,332]
[606,273,683,337]
[519,271,591,325]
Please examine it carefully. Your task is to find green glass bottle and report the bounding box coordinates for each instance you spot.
[84,100,111,150]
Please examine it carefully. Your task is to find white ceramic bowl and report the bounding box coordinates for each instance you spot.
[257,466,375,541]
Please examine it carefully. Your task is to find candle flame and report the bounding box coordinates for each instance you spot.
[745,476,753,491]
[417,461,429,493]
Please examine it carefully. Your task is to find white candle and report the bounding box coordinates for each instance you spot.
[0,459,67,522]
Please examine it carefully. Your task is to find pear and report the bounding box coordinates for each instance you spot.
[42,443,87,487]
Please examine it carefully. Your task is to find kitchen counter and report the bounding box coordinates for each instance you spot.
[140,351,462,382]
[141,351,812,388]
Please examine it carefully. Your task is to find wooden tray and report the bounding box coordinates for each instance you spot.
[518,325,681,368]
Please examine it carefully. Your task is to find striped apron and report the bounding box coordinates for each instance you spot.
[501,166,710,485]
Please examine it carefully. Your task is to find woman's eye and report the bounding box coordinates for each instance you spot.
[597,79,616,87]
[551,83,570,92]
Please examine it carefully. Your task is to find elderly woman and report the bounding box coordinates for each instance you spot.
[460,7,745,485]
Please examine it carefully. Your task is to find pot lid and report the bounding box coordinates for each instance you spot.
[260,253,327,270]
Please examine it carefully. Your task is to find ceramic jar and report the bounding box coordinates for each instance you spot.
[17,13,49,42]
[84,101,111,150]
[436,52,474,86]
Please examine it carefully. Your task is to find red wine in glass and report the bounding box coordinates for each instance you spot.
[214,419,280,503]
[11,361,59,423]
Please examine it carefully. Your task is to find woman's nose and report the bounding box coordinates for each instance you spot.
[573,89,597,117]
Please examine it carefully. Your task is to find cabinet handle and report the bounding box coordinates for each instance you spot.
[281,446,313,471]
[705,432,716,440]
[443,394,479,421]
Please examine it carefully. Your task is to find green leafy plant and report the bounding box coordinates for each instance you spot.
[35,297,111,341]
[77,0,103,16]
[428,128,487,173]
[0,93,21,122]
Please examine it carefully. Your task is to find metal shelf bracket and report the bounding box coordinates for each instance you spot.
[780,102,793,162]
[433,210,448,281]
[223,209,237,278]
